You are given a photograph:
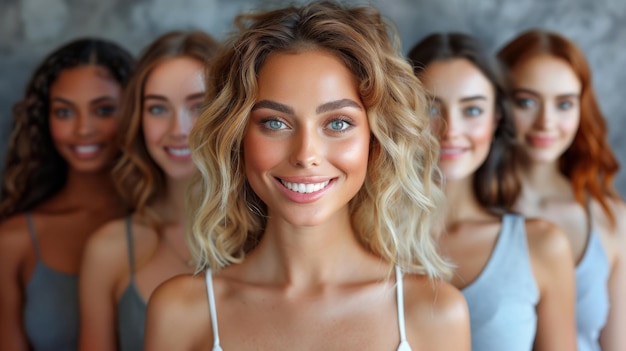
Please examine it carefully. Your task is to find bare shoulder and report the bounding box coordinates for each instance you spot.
[0,213,32,260]
[84,215,157,262]
[145,273,209,350]
[524,218,572,261]
[403,275,470,349]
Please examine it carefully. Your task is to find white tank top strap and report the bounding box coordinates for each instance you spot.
[395,265,412,351]
[205,269,223,351]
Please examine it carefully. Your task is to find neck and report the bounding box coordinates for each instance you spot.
[56,168,121,208]
[444,175,490,225]
[518,161,573,201]
[249,206,379,288]
[152,176,191,225]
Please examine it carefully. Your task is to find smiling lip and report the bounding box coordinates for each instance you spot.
[164,146,191,160]
[275,177,334,204]
[71,144,103,159]
[439,146,466,161]
[527,135,556,147]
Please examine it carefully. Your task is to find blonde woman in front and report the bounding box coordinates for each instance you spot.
[144,1,470,350]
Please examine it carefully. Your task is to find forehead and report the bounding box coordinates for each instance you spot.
[421,58,494,100]
[50,65,121,99]
[144,57,205,95]
[510,54,581,95]
[255,49,361,103]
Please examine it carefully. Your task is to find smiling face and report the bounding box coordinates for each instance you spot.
[508,54,581,164]
[243,49,370,227]
[48,65,123,173]
[142,56,205,181]
[420,58,497,181]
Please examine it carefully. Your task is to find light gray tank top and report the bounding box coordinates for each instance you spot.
[575,226,610,351]
[23,212,79,351]
[461,214,539,351]
[116,216,147,351]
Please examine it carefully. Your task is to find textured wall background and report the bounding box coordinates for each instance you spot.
[1,0,625,194]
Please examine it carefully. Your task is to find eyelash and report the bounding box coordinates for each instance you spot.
[258,116,355,133]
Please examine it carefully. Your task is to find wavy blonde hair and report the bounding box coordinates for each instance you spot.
[113,31,221,224]
[188,0,450,278]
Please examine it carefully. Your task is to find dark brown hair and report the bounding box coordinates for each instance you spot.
[408,32,522,213]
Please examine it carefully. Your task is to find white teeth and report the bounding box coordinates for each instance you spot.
[166,147,191,156]
[281,180,330,194]
[75,145,100,154]
[441,148,463,154]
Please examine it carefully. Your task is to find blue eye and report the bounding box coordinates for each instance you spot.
[262,119,286,130]
[147,105,167,115]
[464,106,482,117]
[557,100,574,110]
[428,106,440,117]
[327,119,351,131]
[515,98,536,109]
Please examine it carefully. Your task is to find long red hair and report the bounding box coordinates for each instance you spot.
[497,29,620,224]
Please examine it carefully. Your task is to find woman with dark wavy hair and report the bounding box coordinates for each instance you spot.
[78,30,221,351]
[144,2,470,350]
[0,39,134,350]
[497,29,626,351]
[408,32,577,351]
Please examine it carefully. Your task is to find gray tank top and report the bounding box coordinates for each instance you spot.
[23,212,79,351]
[116,216,147,351]
[461,214,539,351]
[575,226,610,351]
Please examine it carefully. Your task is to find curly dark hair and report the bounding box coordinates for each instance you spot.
[0,38,134,220]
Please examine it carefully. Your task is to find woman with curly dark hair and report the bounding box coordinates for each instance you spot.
[0,38,134,350]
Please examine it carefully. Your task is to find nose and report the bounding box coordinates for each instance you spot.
[440,110,461,140]
[289,128,321,168]
[170,108,193,137]
[75,112,96,137]
[534,103,555,129]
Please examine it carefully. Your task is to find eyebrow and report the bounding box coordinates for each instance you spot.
[459,95,488,102]
[251,98,362,115]
[428,96,487,103]
[513,88,579,99]
[51,96,118,106]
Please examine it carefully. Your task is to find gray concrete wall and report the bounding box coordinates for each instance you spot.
[1,0,625,194]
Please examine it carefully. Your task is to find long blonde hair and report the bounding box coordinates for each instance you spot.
[189,0,450,278]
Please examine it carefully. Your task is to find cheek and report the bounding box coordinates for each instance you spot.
[512,109,534,135]
[469,118,496,148]
[331,132,370,180]
[560,110,581,137]
[142,117,168,148]
[48,119,70,143]
[243,132,283,181]
[99,118,121,140]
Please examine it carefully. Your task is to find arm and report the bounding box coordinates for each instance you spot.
[78,221,128,351]
[526,220,577,351]
[144,275,201,351]
[599,201,626,350]
[0,218,30,351]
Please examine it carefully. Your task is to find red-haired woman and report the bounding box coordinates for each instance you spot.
[498,29,626,351]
